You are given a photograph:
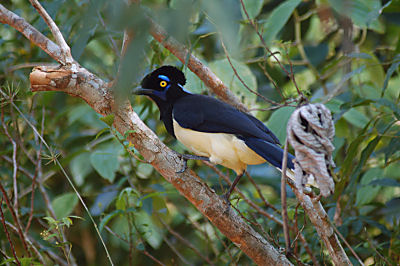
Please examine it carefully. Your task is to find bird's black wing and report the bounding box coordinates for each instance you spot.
[172,94,280,144]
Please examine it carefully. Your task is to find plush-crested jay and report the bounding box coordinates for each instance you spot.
[135,65,296,200]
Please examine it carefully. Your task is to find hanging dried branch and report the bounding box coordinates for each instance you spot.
[285,103,351,264]
[287,103,335,197]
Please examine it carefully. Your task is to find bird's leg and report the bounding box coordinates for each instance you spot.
[174,151,210,173]
[222,172,244,203]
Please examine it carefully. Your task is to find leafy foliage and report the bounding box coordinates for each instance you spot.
[1,0,400,265]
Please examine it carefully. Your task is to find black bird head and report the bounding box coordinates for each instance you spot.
[136,66,188,103]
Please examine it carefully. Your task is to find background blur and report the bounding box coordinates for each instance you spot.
[1,0,400,265]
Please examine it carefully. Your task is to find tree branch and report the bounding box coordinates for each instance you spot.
[29,64,292,265]
[148,19,249,113]
[0,4,62,62]
[29,0,73,64]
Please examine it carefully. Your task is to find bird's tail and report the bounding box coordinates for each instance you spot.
[243,137,295,170]
[244,137,318,188]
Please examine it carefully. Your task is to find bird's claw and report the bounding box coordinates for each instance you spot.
[173,151,209,173]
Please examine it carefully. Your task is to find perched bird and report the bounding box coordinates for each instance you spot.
[136,65,296,200]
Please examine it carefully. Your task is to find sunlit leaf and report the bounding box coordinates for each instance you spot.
[262,0,301,44]
[70,152,93,186]
[52,193,79,219]
[266,106,295,143]
[240,0,264,19]
[209,58,257,104]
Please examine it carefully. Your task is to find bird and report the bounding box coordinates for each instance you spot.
[135,65,296,200]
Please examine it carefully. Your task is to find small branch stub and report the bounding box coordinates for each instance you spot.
[287,103,335,197]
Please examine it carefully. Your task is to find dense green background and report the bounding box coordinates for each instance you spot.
[1,0,400,265]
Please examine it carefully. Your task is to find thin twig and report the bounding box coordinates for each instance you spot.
[29,0,73,64]
[258,61,285,100]
[25,106,45,234]
[0,88,114,266]
[293,10,326,96]
[220,38,279,106]
[330,222,364,265]
[160,218,214,265]
[0,4,62,62]
[0,183,31,256]
[163,235,191,265]
[239,0,302,96]
[97,11,120,57]
[1,109,19,211]
[281,138,291,254]
[204,162,283,224]
[0,198,21,266]
[246,172,280,213]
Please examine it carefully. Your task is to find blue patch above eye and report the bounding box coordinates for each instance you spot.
[158,75,170,82]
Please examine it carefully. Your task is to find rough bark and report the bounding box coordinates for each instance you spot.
[30,65,292,265]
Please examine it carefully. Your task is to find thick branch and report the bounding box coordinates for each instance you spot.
[30,65,292,265]
[0,4,62,62]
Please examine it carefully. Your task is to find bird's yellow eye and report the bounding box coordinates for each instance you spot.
[160,81,167,88]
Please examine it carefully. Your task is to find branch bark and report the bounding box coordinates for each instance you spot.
[1,4,292,263]
[0,4,62,62]
[149,19,249,113]
[288,183,352,265]
[29,64,292,265]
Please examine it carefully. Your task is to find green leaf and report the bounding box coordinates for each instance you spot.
[356,168,384,206]
[184,69,205,94]
[342,108,369,128]
[369,178,400,187]
[136,163,154,179]
[240,0,264,20]
[70,152,92,186]
[209,58,257,105]
[382,54,400,97]
[346,52,373,59]
[90,150,119,182]
[95,128,110,141]
[262,0,301,44]
[134,211,164,249]
[350,135,382,187]
[99,209,124,233]
[52,192,78,219]
[116,187,141,210]
[328,0,385,32]
[100,114,115,127]
[90,142,122,183]
[266,107,296,143]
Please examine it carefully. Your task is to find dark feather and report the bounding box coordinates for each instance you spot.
[172,94,280,145]
[243,137,295,170]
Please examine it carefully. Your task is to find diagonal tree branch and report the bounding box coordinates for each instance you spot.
[1,3,292,264]
[0,4,62,62]
[148,19,249,113]
[29,0,73,64]
[29,64,292,265]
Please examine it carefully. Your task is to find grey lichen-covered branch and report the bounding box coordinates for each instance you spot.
[287,103,335,197]
[1,3,293,265]
[287,103,351,265]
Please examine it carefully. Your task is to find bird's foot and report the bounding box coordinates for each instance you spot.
[174,151,210,173]
[220,192,232,214]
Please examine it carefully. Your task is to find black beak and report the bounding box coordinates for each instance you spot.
[133,87,154,96]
